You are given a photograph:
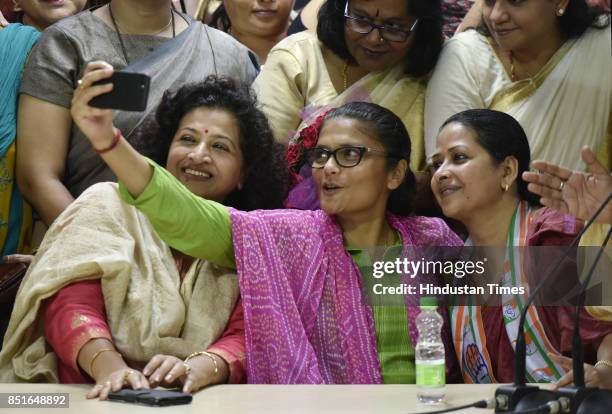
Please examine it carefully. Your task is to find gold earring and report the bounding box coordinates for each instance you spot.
[503,183,509,192]
[557,8,565,16]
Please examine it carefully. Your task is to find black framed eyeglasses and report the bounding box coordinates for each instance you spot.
[305,146,389,169]
[343,0,418,43]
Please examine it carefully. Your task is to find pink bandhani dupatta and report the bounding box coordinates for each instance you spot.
[229,208,461,383]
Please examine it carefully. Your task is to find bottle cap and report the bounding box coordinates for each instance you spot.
[419,296,438,309]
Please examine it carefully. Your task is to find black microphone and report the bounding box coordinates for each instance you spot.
[495,193,612,412]
[555,216,612,414]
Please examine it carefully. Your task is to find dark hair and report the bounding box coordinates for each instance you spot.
[321,102,416,216]
[477,0,610,39]
[210,3,232,32]
[144,76,289,211]
[317,0,443,77]
[440,109,540,206]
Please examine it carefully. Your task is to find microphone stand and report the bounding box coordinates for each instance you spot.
[494,193,612,412]
[556,223,612,414]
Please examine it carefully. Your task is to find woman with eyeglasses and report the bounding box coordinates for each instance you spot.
[70,74,461,383]
[253,0,442,166]
[425,0,611,172]
[255,0,444,211]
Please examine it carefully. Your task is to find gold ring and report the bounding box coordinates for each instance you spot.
[559,180,565,191]
[77,79,83,88]
[123,370,134,381]
[183,363,191,376]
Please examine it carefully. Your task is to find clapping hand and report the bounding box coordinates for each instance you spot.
[522,146,612,224]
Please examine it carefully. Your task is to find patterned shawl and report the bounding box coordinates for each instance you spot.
[0,183,238,382]
[229,208,461,383]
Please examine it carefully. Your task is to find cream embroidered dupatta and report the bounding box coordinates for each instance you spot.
[0,183,238,382]
[292,62,427,171]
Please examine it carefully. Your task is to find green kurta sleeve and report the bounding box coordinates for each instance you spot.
[118,159,236,269]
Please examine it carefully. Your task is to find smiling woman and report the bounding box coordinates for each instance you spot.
[64,79,462,383]
[429,109,612,388]
[253,0,443,212]
[425,0,611,172]
[0,76,289,396]
[165,108,244,202]
[252,0,443,156]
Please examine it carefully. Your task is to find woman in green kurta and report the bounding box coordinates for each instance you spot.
[71,62,461,383]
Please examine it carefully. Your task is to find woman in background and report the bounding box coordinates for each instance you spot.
[16,0,258,230]
[9,0,88,30]
[256,0,444,213]
[209,0,294,63]
[425,0,611,171]
[253,0,443,157]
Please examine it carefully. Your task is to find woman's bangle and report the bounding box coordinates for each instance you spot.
[184,351,218,375]
[89,348,121,377]
[94,128,122,154]
[595,360,612,370]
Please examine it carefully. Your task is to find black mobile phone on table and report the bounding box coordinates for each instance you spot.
[89,71,150,112]
[107,389,192,406]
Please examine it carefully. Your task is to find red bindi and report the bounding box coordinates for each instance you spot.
[204,128,209,134]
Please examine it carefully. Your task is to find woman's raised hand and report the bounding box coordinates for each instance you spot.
[522,146,612,224]
[70,61,117,151]
[144,353,228,393]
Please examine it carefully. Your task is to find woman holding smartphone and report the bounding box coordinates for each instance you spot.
[16,0,258,229]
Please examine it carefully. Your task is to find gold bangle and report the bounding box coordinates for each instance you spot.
[184,351,218,374]
[89,348,121,377]
[595,360,612,370]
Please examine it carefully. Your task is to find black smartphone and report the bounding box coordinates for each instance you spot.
[89,71,150,112]
[107,389,192,407]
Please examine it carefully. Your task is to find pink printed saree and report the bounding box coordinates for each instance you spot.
[229,208,462,383]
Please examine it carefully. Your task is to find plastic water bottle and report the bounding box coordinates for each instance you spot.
[415,296,446,403]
